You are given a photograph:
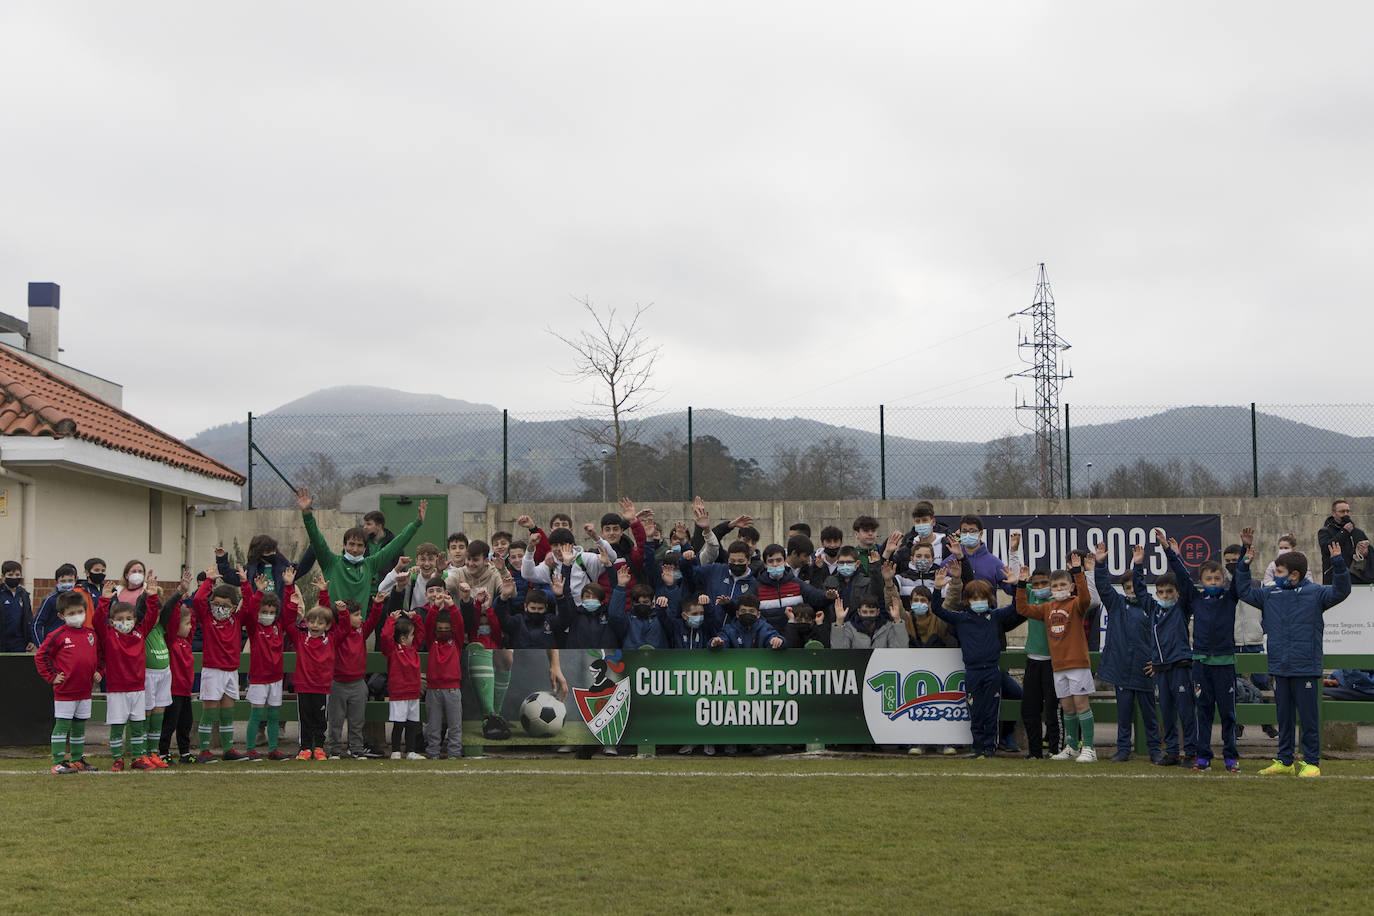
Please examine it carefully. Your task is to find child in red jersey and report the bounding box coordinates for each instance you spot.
[93,577,164,771]
[380,590,426,759]
[240,566,296,760]
[423,580,464,759]
[284,587,336,760]
[193,568,251,763]
[35,589,101,774]
[327,595,385,759]
[159,572,197,763]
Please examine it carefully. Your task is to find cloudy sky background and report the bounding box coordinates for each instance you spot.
[1,1,1370,440]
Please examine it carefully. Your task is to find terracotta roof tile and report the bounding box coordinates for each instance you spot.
[0,347,245,485]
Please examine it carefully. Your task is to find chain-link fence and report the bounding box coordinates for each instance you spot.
[232,404,1374,507]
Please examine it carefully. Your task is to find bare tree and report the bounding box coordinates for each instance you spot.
[550,298,661,500]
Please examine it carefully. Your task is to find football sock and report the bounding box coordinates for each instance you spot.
[265,706,280,751]
[51,717,71,764]
[130,719,146,758]
[199,706,215,750]
[1064,712,1080,749]
[110,722,125,761]
[246,707,263,752]
[219,707,235,752]
[493,664,512,716]
[70,718,86,759]
[1078,709,1094,749]
[465,645,495,717]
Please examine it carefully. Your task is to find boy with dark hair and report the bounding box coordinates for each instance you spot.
[1,560,33,652]
[851,515,882,575]
[830,590,906,649]
[932,570,1022,759]
[823,546,883,614]
[93,578,164,770]
[446,532,469,573]
[785,535,825,589]
[1131,542,1194,767]
[380,590,426,760]
[296,487,423,609]
[788,522,812,541]
[696,540,758,623]
[78,557,106,609]
[33,563,81,647]
[328,595,386,759]
[953,516,1013,605]
[1019,567,1062,759]
[709,594,785,649]
[35,590,101,773]
[521,524,618,604]
[609,568,674,649]
[1236,527,1351,777]
[192,571,250,762]
[158,573,197,763]
[756,544,831,635]
[423,591,465,760]
[1092,542,1159,763]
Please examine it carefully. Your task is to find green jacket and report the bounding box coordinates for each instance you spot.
[303,511,420,609]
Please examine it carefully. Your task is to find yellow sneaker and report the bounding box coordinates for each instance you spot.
[1297,761,1321,778]
[1258,759,1294,776]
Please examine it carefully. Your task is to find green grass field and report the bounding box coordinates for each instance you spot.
[3,754,1372,914]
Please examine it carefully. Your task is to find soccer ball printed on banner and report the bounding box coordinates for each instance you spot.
[519,691,567,737]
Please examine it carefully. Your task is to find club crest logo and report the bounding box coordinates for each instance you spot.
[572,651,631,746]
[86,632,95,646]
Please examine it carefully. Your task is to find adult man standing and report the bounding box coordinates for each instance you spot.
[1317,500,1369,585]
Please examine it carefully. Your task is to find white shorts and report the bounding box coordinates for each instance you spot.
[388,698,420,722]
[246,680,284,707]
[144,668,172,709]
[54,699,92,720]
[1053,667,1096,698]
[199,667,240,702]
[106,690,147,725]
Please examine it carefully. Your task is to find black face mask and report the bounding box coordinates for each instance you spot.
[3,577,20,590]
[728,563,748,577]
[1225,561,1238,575]
[823,547,839,559]
[261,553,276,561]
[524,612,545,626]
[857,615,879,631]
[737,613,758,628]
[88,573,106,587]
[632,603,654,619]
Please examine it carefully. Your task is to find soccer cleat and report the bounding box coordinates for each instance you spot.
[1259,759,1294,775]
[1158,754,1180,767]
[295,749,312,760]
[222,750,248,762]
[196,750,218,764]
[406,752,426,760]
[1225,758,1240,773]
[147,753,170,769]
[603,746,618,756]
[555,745,573,754]
[267,750,288,761]
[1075,745,1097,763]
[481,716,512,741]
[678,745,697,756]
[50,762,77,775]
[1262,725,1279,738]
[70,758,98,772]
[908,746,924,756]
[1297,762,1321,778]
[703,745,717,756]
[1109,752,1131,763]
[1192,758,1210,772]
[179,753,197,764]
[132,757,155,770]
[361,745,385,759]
[1050,745,1079,761]
[245,750,261,761]
[312,748,327,760]
[111,758,125,772]
[941,746,957,756]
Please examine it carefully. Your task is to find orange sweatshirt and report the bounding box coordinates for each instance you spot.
[1015,570,1092,672]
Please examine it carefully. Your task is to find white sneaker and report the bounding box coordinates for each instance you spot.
[1075,745,1098,763]
[405,752,426,760]
[1051,745,1078,761]
[389,751,402,760]
[603,746,619,756]
[941,746,957,756]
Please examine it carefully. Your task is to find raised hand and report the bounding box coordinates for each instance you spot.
[1132,544,1146,565]
[692,501,710,530]
[282,565,296,587]
[583,523,598,540]
[946,535,963,558]
[1152,527,1168,547]
[885,531,904,554]
[103,581,119,599]
[551,570,565,596]
[698,594,710,607]
[214,546,226,558]
[253,573,268,592]
[473,587,489,605]
[728,515,753,530]
[1240,526,1255,548]
[933,567,949,590]
[881,559,897,583]
[334,600,347,613]
[395,556,412,574]
[785,607,796,623]
[661,566,676,587]
[1018,565,1032,582]
[1009,531,1022,553]
[516,515,534,529]
[617,565,632,588]
[235,564,247,582]
[1092,541,1108,564]
[833,597,848,624]
[456,581,472,601]
[179,570,193,593]
[619,496,636,518]
[417,499,428,523]
[295,486,313,512]
[1330,540,1344,558]
[1003,567,1020,585]
[1167,538,1179,554]
[312,572,328,592]
[146,571,160,594]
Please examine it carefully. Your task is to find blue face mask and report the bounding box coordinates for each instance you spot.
[685,614,703,629]
[668,545,681,554]
[1274,576,1295,589]
[1203,585,1225,597]
[914,523,933,538]
[673,571,683,583]
[959,533,980,549]
[911,603,930,616]
[1031,587,1051,601]
[969,600,990,613]
[837,563,856,577]
[1156,598,1177,609]
[343,552,366,565]
[581,599,601,612]
[766,566,785,579]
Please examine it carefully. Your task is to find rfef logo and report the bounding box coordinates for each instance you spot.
[1178,535,1211,567]
[866,669,968,722]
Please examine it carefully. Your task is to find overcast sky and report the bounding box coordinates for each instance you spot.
[2,1,1370,441]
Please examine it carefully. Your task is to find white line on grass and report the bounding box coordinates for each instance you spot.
[2,767,1373,780]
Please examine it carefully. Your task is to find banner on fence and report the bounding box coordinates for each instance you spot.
[936,514,1222,580]
[462,649,974,747]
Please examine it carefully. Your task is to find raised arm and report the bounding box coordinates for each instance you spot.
[1321,543,1352,610]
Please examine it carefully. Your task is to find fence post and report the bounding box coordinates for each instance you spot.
[879,404,886,500]
[1251,402,1259,498]
[687,406,694,500]
[1064,403,1071,499]
[502,409,509,504]
[246,411,254,509]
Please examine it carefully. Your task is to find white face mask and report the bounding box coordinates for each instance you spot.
[112,618,136,634]
[126,573,145,588]
[65,613,86,628]
[1050,588,1071,601]
[258,613,277,626]
[56,582,76,592]
[343,553,366,565]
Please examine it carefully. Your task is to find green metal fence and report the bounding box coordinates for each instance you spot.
[240,403,1374,507]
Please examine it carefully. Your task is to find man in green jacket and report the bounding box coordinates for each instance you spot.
[295,486,427,609]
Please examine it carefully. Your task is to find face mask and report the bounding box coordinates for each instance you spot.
[728,563,748,577]
[837,563,856,577]
[766,566,785,579]
[1273,576,1295,589]
[959,533,980,549]
[969,600,990,613]
[343,552,366,565]
[913,558,933,573]
[258,613,277,625]
[1203,585,1225,597]
[87,573,105,587]
[822,547,839,559]
[857,614,879,630]
[1124,594,1138,605]
[1224,561,1238,575]
[737,613,758,628]
[65,613,86,628]
[436,631,453,643]
[633,603,654,619]
[914,523,933,538]
[1030,587,1051,601]
[911,603,929,617]
[112,618,136,634]
[56,582,75,592]
[673,571,683,583]
[1156,598,1177,609]
[212,605,235,621]
[581,599,602,612]
[668,545,681,554]
[1050,588,1071,601]
[685,614,703,629]
[126,573,145,588]
[3,577,20,589]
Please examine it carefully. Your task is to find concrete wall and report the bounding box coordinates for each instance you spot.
[188,508,358,568]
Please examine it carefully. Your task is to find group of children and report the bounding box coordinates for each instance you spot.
[25,489,1353,775]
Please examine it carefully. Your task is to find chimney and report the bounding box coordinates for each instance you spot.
[27,282,59,362]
